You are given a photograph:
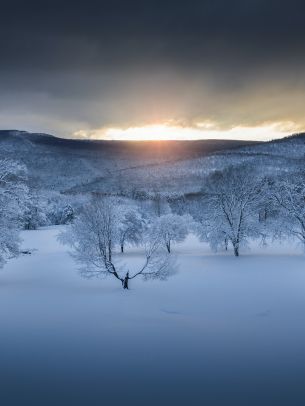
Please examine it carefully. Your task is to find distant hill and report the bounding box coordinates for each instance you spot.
[0,130,257,192]
[0,129,257,157]
[0,130,304,195]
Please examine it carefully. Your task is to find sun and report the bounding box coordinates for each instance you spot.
[105,124,191,141]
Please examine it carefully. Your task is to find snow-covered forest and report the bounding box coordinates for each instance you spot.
[1,131,305,404]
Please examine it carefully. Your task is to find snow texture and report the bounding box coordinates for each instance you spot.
[1,227,305,405]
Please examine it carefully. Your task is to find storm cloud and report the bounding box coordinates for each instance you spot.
[1,0,305,137]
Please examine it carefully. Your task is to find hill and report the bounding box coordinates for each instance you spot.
[0,130,257,194]
[1,130,305,196]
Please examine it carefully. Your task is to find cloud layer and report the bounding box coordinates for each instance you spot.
[1,0,305,138]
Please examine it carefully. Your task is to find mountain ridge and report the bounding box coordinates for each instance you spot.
[1,129,304,195]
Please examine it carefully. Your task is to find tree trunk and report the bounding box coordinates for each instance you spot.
[166,241,171,253]
[122,272,129,289]
[108,241,112,262]
[234,245,239,257]
[121,243,124,253]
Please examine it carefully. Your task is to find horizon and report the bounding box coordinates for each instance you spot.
[0,125,298,143]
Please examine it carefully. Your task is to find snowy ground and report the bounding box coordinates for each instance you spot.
[1,228,305,405]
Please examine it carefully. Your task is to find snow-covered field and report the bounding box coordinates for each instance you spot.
[1,227,305,405]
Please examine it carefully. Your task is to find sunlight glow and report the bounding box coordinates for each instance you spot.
[73,121,297,142]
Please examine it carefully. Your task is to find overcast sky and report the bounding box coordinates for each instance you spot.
[1,0,305,139]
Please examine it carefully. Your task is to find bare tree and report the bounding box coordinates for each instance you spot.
[60,198,174,289]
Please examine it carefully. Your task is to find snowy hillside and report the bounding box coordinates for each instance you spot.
[1,130,305,196]
[0,130,256,194]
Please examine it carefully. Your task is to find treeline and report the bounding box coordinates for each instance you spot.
[1,157,305,276]
[22,163,305,258]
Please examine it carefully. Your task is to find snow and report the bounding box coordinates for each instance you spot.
[1,228,305,405]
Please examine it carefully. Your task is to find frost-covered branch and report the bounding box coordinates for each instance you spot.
[59,197,175,289]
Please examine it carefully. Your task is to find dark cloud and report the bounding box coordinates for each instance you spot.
[1,0,305,137]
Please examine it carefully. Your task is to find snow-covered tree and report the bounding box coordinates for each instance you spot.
[196,166,264,256]
[45,192,78,225]
[23,193,47,230]
[149,213,190,253]
[60,197,174,289]
[60,204,75,224]
[0,159,28,266]
[148,192,171,217]
[271,173,305,248]
[118,207,146,253]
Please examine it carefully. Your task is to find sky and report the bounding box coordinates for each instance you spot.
[1,0,305,141]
